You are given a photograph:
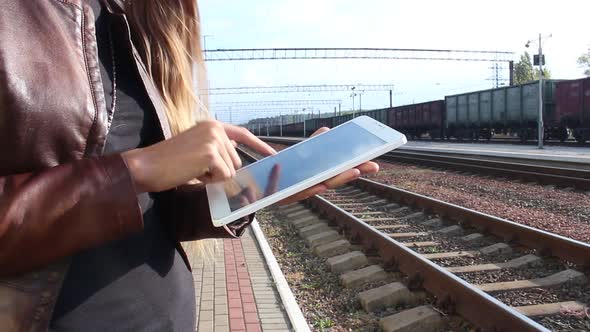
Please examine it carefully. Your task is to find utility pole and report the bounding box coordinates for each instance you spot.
[389,90,393,108]
[280,113,283,137]
[537,33,544,149]
[266,118,269,136]
[351,87,356,118]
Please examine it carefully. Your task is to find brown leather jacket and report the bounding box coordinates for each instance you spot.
[0,1,251,331]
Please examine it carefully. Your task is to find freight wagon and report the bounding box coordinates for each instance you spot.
[251,77,590,143]
[445,80,560,141]
[555,77,590,142]
[388,100,445,139]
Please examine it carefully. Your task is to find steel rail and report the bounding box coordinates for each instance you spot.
[308,195,549,332]
[382,151,590,190]
[354,178,590,268]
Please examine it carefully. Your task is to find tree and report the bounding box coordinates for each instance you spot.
[513,52,551,85]
[578,48,590,76]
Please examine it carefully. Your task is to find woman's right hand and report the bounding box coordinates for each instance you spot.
[122,120,276,194]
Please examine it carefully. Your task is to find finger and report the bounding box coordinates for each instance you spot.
[264,164,280,196]
[310,127,330,138]
[356,161,379,175]
[200,154,231,183]
[224,138,242,170]
[278,184,327,205]
[239,195,249,208]
[225,124,277,156]
[230,140,238,148]
[217,140,236,177]
[243,186,257,203]
[322,168,361,189]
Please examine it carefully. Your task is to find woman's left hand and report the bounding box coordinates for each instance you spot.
[278,127,379,205]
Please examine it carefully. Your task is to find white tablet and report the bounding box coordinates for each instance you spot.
[206,116,407,227]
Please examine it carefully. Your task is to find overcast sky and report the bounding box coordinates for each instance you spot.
[199,0,590,124]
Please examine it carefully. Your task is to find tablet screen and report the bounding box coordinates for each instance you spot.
[224,122,386,212]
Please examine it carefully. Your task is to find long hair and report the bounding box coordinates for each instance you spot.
[126,0,209,136]
[126,1,215,260]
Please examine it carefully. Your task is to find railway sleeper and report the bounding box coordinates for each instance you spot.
[477,269,588,293]
[379,305,445,332]
[514,301,588,318]
[446,254,542,273]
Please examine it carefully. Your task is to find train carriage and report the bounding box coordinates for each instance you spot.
[555,77,590,142]
[445,80,559,141]
[387,100,445,139]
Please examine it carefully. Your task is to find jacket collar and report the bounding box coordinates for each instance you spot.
[101,0,125,14]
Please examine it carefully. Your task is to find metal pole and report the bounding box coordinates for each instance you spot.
[352,94,356,118]
[359,93,362,113]
[339,103,341,115]
[280,113,283,137]
[390,90,393,107]
[538,33,544,149]
[266,118,269,136]
[303,118,306,138]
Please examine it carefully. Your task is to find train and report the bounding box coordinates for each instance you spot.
[247,77,590,143]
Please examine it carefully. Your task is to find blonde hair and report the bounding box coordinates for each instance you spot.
[127,1,213,261]
[126,0,209,136]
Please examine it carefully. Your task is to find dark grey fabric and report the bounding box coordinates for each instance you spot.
[50,2,196,331]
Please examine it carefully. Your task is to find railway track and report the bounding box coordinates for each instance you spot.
[237,147,590,331]
[259,136,590,191]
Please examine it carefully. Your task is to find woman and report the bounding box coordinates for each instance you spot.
[0,0,378,331]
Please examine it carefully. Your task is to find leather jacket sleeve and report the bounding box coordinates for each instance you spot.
[169,184,253,242]
[0,154,143,278]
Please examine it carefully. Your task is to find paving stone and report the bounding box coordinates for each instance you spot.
[480,243,512,255]
[298,222,332,238]
[327,251,368,273]
[305,230,342,248]
[358,282,416,312]
[380,305,443,332]
[436,225,463,236]
[461,233,484,243]
[340,265,388,288]
[261,323,290,330]
[198,319,214,332]
[314,239,351,258]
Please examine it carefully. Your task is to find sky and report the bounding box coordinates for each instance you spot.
[199,0,590,124]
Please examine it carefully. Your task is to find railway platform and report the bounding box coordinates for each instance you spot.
[190,224,303,332]
[402,141,590,165]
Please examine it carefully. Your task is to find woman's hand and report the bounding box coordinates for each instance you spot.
[279,127,379,205]
[122,120,276,193]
